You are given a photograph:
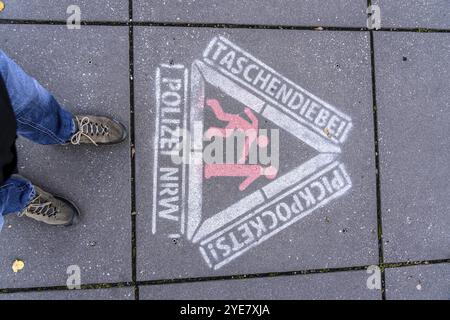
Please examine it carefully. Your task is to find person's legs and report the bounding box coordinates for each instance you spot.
[0,176,34,222]
[0,51,79,227]
[0,175,79,227]
[0,50,76,145]
[0,50,75,224]
[0,49,126,227]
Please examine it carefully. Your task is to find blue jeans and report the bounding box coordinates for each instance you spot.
[0,50,76,231]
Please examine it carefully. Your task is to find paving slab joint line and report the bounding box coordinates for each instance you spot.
[0,19,128,26]
[0,282,134,295]
[383,258,450,269]
[0,266,368,295]
[1,259,449,295]
[0,19,450,33]
[139,266,371,287]
[368,22,386,299]
[128,0,139,301]
[366,0,386,299]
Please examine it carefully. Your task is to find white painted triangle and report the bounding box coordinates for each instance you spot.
[192,153,337,243]
[185,36,353,245]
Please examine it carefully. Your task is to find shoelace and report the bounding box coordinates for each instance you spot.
[70,116,109,146]
[19,195,57,218]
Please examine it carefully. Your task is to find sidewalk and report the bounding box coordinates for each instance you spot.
[0,0,448,300]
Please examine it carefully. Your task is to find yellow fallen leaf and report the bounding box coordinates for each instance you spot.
[0,2,5,12]
[12,259,25,273]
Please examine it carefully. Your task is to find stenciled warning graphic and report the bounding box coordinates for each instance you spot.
[152,36,353,270]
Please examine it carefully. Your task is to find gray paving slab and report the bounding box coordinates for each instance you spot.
[135,27,377,281]
[385,264,450,300]
[0,287,134,300]
[133,0,368,27]
[0,25,131,288]
[140,271,381,300]
[0,0,128,21]
[375,32,450,262]
[373,0,450,29]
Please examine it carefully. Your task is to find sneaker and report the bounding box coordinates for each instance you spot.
[19,186,80,226]
[70,115,127,146]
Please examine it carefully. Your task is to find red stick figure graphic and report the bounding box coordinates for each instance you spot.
[205,164,278,191]
[203,99,278,191]
[204,99,269,162]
